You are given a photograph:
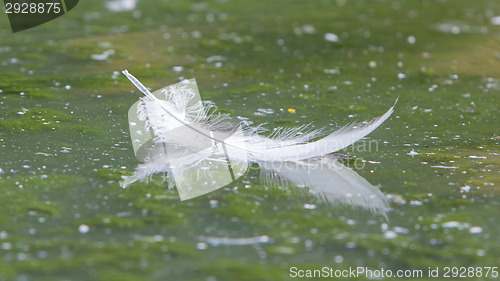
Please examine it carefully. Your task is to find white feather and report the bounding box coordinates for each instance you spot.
[121,70,396,207]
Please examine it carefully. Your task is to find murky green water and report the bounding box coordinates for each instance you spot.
[1,0,499,280]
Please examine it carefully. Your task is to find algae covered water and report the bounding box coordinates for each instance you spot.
[0,0,499,280]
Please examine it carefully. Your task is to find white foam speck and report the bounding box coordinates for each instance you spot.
[324,33,339,42]
[78,224,89,234]
[491,16,500,26]
[384,230,397,239]
[469,226,482,234]
[106,0,136,12]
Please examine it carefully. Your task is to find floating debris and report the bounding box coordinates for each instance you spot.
[407,149,419,157]
[410,200,423,206]
[324,33,339,42]
[202,235,272,246]
[468,155,487,159]
[393,226,409,234]
[469,226,483,234]
[431,165,458,169]
[209,199,218,208]
[491,16,500,26]
[206,55,227,63]
[384,230,397,239]
[196,242,208,250]
[459,185,471,193]
[35,152,53,157]
[436,23,462,34]
[60,147,72,153]
[78,224,89,234]
[442,221,470,230]
[303,203,316,210]
[17,107,29,115]
[91,50,115,61]
[172,66,184,72]
[256,108,274,115]
[301,24,315,34]
[133,235,165,243]
[386,194,406,205]
[323,68,340,74]
[106,0,136,12]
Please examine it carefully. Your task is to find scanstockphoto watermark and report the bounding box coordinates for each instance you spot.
[290,267,424,279]
[289,266,499,279]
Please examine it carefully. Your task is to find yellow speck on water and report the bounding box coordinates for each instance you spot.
[288,108,296,114]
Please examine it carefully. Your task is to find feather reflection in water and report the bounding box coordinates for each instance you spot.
[260,158,389,215]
